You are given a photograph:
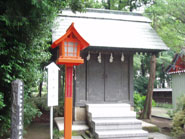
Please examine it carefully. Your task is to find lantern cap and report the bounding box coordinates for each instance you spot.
[51,23,89,50]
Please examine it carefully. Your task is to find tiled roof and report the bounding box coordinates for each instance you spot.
[52,9,169,52]
[166,48,185,74]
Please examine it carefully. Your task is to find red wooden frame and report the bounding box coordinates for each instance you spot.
[51,23,89,66]
[51,23,89,139]
[167,54,185,74]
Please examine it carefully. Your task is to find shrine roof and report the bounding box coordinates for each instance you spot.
[52,8,169,52]
[166,48,185,74]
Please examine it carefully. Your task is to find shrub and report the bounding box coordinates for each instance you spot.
[53,128,63,139]
[24,94,42,128]
[32,95,50,112]
[134,92,146,114]
[0,92,5,110]
[171,94,185,137]
[32,94,64,117]
[172,110,185,137]
[0,113,11,138]
[0,93,42,137]
[134,92,156,116]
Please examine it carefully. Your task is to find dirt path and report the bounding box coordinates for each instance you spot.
[144,116,172,136]
[24,123,50,139]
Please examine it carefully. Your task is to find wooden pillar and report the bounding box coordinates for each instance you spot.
[64,66,73,139]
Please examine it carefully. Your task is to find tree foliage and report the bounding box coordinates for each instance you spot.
[0,0,85,137]
[145,0,185,52]
[134,0,185,94]
[134,92,156,116]
[170,95,185,137]
[134,51,173,95]
[138,0,185,119]
[102,0,152,11]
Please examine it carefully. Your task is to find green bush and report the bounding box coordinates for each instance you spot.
[53,128,63,139]
[32,95,50,112]
[0,92,10,137]
[24,94,42,128]
[32,94,64,117]
[0,92,5,110]
[172,110,185,137]
[0,94,42,138]
[134,92,156,115]
[134,92,146,113]
[0,113,11,138]
[134,76,149,95]
[171,95,185,137]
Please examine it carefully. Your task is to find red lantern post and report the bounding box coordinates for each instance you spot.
[51,23,89,139]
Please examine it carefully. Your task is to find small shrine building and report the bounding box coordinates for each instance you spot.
[166,48,185,108]
[52,9,169,121]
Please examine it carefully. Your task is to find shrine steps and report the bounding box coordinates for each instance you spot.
[86,103,148,139]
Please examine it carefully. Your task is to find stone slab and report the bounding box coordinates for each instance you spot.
[148,132,173,139]
[74,107,86,121]
[89,111,136,117]
[141,120,156,128]
[87,104,131,115]
[96,129,148,138]
[55,117,89,131]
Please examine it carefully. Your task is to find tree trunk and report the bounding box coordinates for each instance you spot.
[39,81,43,97]
[141,54,156,119]
[107,0,111,9]
[141,58,145,76]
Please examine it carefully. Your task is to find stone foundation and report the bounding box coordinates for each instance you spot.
[74,107,86,121]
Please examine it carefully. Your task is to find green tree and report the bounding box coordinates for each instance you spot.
[102,0,152,11]
[84,0,103,8]
[134,52,173,95]
[134,54,150,95]
[0,0,85,137]
[140,0,184,119]
[145,0,185,52]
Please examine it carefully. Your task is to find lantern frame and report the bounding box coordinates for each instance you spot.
[60,35,80,58]
[51,23,89,66]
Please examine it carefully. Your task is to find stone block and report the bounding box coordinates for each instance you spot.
[74,107,86,121]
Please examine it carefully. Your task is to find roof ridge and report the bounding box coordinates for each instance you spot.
[86,8,143,16]
[62,8,144,16]
[59,8,151,23]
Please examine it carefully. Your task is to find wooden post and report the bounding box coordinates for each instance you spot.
[141,54,156,119]
[46,62,60,139]
[64,66,73,139]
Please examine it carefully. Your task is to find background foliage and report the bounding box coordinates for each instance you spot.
[134,92,156,117]
[167,95,185,137]
[134,0,185,95]
[0,0,85,137]
[145,0,185,52]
